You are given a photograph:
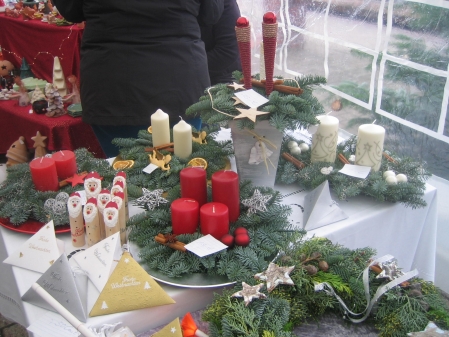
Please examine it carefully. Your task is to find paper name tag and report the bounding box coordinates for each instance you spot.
[339,164,371,179]
[185,235,228,257]
[143,163,159,175]
[235,89,269,108]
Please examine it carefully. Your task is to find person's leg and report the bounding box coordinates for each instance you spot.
[91,124,147,158]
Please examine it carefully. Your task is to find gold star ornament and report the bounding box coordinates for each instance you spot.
[254,262,295,292]
[231,282,267,306]
[234,107,270,123]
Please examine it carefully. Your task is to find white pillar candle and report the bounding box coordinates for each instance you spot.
[150,109,170,147]
[173,119,192,159]
[355,124,385,172]
[310,115,339,163]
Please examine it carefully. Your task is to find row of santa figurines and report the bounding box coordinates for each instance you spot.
[67,171,129,248]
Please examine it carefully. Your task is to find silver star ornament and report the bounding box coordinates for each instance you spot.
[241,189,271,214]
[231,282,267,306]
[254,262,295,292]
[134,188,168,210]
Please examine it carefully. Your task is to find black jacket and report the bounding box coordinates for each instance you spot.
[53,0,224,126]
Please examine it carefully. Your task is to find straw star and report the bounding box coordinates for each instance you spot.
[254,262,295,292]
[234,107,270,123]
[231,282,266,306]
[241,189,271,214]
[232,96,246,106]
[65,172,88,187]
[227,82,246,91]
[407,321,449,336]
[31,131,47,148]
[134,188,168,210]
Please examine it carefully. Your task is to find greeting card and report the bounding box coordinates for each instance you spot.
[89,252,175,317]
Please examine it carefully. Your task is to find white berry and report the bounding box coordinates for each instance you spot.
[396,174,408,183]
[287,141,298,149]
[385,176,398,185]
[299,143,309,152]
[383,170,395,179]
[290,146,301,155]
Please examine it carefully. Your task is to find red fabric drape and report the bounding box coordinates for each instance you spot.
[0,100,105,158]
[0,15,83,82]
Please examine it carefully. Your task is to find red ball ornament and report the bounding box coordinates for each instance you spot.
[234,227,248,236]
[234,233,250,247]
[263,12,277,24]
[221,234,234,247]
[236,16,249,28]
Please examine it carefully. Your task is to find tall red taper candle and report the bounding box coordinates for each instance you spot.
[262,12,278,96]
[235,17,252,89]
[211,170,240,222]
[180,167,207,207]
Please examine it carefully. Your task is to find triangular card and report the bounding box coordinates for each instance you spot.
[90,252,175,317]
[3,220,62,273]
[151,318,183,337]
[22,253,88,322]
[72,232,122,292]
[303,180,348,230]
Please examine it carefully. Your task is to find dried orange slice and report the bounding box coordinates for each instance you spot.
[113,160,135,170]
[147,126,152,133]
[187,157,207,170]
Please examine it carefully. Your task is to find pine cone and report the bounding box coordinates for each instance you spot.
[303,265,318,276]
[318,260,329,272]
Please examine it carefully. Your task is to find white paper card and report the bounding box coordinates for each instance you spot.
[72,232,122,292]
[339,164,371,179]
[303,180,348,230]
[234,89,269,108]
[27,311,80,337]
[3,220,63,274]
[185,235,228,257]
[143,163,159,175]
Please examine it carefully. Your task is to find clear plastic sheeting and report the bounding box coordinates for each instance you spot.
[237,0,449,179]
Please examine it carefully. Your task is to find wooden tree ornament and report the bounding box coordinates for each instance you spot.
[31,131,47,158]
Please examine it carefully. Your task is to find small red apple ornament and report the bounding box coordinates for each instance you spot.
[221,234,234,247]
[234,227,248,236]
[234,233,250,247]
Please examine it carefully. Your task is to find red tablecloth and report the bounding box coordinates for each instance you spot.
[0,100,105,158]
[0,15,83,82]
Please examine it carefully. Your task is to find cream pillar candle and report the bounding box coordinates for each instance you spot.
[150,109,170,147]
[310,115,339,163]
[173,119,192,159]
[355,124,385,172]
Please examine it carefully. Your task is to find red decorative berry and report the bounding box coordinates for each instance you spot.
[234,227,248,236]
[234,233,250,247]
[236,16,249,28]
[263,12,277,24]
[221,234,234,247]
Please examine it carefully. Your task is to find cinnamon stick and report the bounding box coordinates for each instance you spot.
[383,152,397,164]
[145,142,175,153]
[282,152,306,169]
[338,153,350,165]
[243,79,303,96]
[59,171,88,187]
[154,234,186,252]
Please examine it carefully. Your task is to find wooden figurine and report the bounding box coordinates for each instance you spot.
[6,136,28,167]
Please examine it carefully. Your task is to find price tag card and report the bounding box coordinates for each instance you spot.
[185,235,228,257]
[143,163,159,175]
[235,89,269,108]
[339,164,371,179]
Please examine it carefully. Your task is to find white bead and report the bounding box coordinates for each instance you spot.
[385,176,398,185]
[287,141,298,149]
[383,170,395,179]
[299,143,309,152]
[290,146,302,155]
[396,174,408,183]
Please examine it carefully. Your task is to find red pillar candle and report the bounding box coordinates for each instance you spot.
[180,167,207,207]
[211,171,240,222]
[29,157,59,191]
[200,202,229,239]
[171,198,199,234]
[52,150,77,180]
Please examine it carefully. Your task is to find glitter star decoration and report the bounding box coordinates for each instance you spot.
[234,107,270,123]
[254,262,295,292]
[65,172,88,187]
[227,82,246,91]
[231,282,267,306]
[376,259,404,281]
[407,321,449,336]
[134,188,168,210]
[241,189,271,214]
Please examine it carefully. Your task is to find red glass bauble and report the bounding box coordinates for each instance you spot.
[263,12,277,24]
[235,233,250,247]
[233,227,248,236]
[221,234,234,247]
[236,16,249,28]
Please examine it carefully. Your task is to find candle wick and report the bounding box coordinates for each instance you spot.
[60,150,65,156]
[372,119,377,124]
[212,206,215,213]
[179,116,183,121]
[40,157,44,163]
[326,111,332,115]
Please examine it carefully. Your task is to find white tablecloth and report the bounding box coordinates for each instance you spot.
[0,162,438,336]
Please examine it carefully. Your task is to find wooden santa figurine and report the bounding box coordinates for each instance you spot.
[83,197,101,247]
[84,171,102,199]
[96,188,111,240]
[111,191,126,245]
[67,192,85,247]
[113,171,129,220]
[103,201,120,238]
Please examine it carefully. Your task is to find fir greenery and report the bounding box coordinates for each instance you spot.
[186,71,327,132]
[276,135,431,208]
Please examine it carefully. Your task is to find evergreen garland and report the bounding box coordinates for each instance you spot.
[186,71,327,132]
[202,235,449,337]
[276,135,431,208]
[128,181,296,281]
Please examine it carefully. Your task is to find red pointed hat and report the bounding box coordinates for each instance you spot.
[112,191,125,199]
[85,171,102,180]
[114,180,124,188]
[105,201,118,209]
[70,192,81,198]
[115,171,126,178]
[99,188,110,195]
[86,197,97,205]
